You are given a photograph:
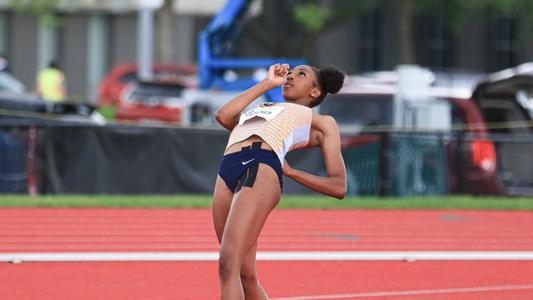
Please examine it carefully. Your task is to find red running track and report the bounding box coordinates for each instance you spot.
[1,208,533,299]
[2,261,533,299]
[1,208,533,252]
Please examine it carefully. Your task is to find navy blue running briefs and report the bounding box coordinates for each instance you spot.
[218,144,283,193]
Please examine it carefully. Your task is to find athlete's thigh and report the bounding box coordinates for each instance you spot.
[220,164,281,256]
[214,175,260,274]
[212,175,234,243]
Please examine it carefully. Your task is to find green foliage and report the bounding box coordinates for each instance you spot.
[11,0,59,15]
[289,0,533,42]
[485,0,528,13]
[414,0,533,29]
[484,0,533,20]
[293,3,329,33]
[326,0,376,24]
[292,0,376,34]
[11,0,65,27]
[414,0,475,31]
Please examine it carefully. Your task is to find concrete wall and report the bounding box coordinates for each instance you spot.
[62,15,88,101]
[174,15,196,64]
[109,14,137,65]
[9,13,39,89]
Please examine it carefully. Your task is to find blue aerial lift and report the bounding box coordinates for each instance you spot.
[198,0,306,102]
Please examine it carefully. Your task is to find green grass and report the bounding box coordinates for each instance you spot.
[1,194,533,210]
[96,105,117,121]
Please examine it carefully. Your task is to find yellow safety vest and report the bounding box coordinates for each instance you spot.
[37,68,66,102]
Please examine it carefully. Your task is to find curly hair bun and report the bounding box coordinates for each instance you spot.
[319,66,345,94]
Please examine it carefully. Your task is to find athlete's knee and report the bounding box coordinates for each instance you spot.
[240,270,258,285]
[218,249,240,281]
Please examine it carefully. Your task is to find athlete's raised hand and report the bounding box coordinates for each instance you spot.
[267,63,289,87]
[215,63,288,131]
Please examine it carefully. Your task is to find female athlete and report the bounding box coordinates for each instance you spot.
[213,63,347,299]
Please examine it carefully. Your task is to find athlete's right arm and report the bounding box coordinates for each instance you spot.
[215,63,288,131]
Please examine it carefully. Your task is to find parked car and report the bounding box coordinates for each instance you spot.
[97,63,197,106]
[471,63,533,195]
[115,80,187,124]
[115,79,265,125]
[320,65,533,196]
[0,71,27,95]
[0,71,104,125]
[0,92,105,125]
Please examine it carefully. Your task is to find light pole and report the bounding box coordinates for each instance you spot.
[137,0,163,81]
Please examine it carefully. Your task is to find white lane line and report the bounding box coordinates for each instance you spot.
[2,251,533,262]
[270,284,533,299]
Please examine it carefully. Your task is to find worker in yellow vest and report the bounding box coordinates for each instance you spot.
[36,61,67,102]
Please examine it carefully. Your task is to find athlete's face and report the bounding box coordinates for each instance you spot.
[282,65,322,106]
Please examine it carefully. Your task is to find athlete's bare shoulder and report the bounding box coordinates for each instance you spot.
[312,112,338,131]
[309,113,340,147]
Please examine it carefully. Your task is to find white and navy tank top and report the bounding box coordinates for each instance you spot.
[226,102,313,165]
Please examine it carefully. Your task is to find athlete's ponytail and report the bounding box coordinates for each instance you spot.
[311,66,345,107]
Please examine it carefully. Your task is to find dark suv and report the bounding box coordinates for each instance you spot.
[472,63,533,195]
[320,65,533,196]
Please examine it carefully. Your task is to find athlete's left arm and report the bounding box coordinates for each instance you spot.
[283,115,347,199]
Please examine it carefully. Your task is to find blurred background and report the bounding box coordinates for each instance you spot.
[1,0,533,198]
[2,0,533,101]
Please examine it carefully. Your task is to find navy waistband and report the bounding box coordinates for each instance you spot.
[219,147,283,193]
[222,147,277,159]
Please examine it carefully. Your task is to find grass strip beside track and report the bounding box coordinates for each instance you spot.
[1,195,533,210]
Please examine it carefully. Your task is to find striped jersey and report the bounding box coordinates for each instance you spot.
[226,102,313,165]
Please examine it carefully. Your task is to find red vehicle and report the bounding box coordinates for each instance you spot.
[321,66,533,196]
[115,80,187,124]
[97,63,197,106]
[114,80,264,125]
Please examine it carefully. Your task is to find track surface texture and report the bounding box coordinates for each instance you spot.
[1,208,533,299]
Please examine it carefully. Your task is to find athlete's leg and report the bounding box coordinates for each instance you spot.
[213,175,268,299]
[218,164,281,300]
[212,175,233,245]
[240,243,268,300]
[213,175,246,298]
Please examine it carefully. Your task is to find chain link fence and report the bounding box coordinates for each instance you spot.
[0,126,29,193]
[2,122,533,196]
[343,132,449,197]
[385,133,449,196]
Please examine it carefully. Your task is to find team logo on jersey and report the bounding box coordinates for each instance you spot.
[238,104,286,125]
[261,102,274,107]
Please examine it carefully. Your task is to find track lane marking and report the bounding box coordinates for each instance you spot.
[3,251,533,262]
[271,284,533,299]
